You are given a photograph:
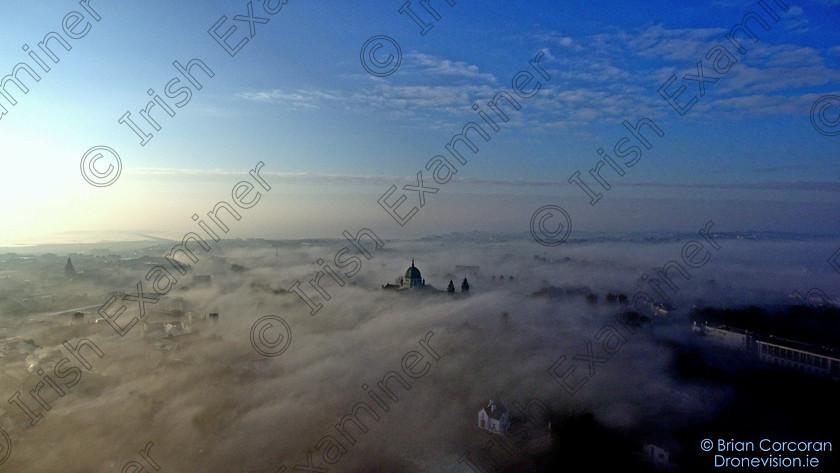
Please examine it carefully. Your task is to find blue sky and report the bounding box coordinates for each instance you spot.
[0,0,838,245]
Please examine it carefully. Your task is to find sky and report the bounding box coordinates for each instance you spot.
[0,0,839,245]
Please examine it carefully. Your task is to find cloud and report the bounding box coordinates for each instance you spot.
[236,81,499,118]
[241,23,840,128]
[622,24,727,62]
[235,89,341,110]
[4,235,839,471]
[408,53,498,83]
[531,22,840,119]
[534,31,578,50]
[126,168,840,194]
[715,44,840,95]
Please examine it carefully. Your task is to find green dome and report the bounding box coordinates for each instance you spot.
[405,262,422,280]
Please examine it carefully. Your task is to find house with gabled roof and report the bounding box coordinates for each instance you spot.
[478,399,510,434]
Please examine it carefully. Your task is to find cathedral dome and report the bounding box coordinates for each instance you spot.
[405,260,422,280]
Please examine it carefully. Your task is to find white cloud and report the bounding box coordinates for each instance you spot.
[409,53,498,83]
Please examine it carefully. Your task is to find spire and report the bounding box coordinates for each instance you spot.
[64,257,76,278]
[411,258,415,267]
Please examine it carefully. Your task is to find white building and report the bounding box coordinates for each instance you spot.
[694,322,840,376]
[692,322,752,351]
[757,338,840,376]
[478,399,510,435]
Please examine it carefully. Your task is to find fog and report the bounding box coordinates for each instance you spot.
[0,233,837,472]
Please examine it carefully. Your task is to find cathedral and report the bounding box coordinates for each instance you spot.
[64,257,76,279]
[402,259,425,289]
[382,259,470,295]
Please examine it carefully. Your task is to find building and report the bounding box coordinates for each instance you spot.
[64,257,76,279]
[381,259,430,291]
[143,320,192,340]
[478,399,510,434]
[641,444,675,471]
[382,260,470,295]
[694,322,840,376]
[402,259,425,289]
[757,336,840,376]
[382,259,426,290]
[693,323,752,352]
